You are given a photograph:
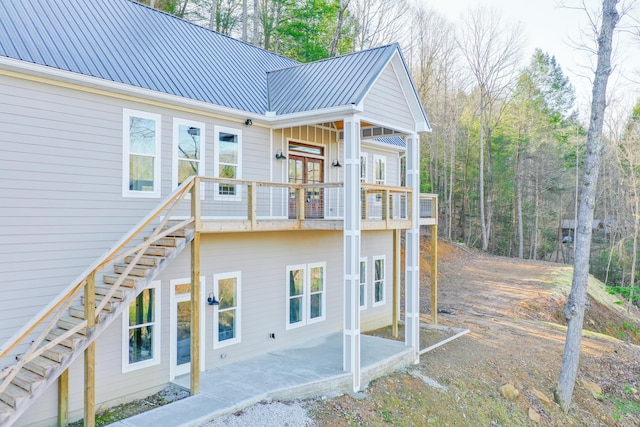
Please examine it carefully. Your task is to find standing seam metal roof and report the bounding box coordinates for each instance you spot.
[267,44,397,115]
[0,0,299,114]
[0,0,428,128]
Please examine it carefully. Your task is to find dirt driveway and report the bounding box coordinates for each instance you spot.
[312,241,640,426]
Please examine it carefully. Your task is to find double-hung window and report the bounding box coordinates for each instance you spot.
[359,258,367,310]
[123,281,160,372]
[123,109,161,198]
[173,118,205,189]
[373,256,385,306]
[286,262,326,329]
[374,155,386,185]
[214,272,241,348]
[214,126,242,199]
[360,154,368,183]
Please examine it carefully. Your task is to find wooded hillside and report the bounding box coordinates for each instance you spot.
[139,0,640,297]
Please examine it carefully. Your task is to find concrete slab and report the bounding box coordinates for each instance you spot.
[110,333,413,427]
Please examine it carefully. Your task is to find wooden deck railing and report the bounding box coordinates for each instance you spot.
[0,177,431,393]
[0,177,197,394]
[419,193,438,225]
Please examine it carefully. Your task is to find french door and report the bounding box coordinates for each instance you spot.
[288,154,324,219]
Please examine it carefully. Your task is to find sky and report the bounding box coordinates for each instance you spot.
[417,0,640,120]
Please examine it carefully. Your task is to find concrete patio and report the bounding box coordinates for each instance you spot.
[110,332,414,427]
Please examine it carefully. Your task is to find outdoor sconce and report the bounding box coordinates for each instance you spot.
[207,293,220,306]
[275,150,287,160]
[244,119,253,126]
[332,159,342,167]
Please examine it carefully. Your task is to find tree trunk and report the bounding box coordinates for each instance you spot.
[516,144,524,258]
[479,89,488,251]
[555,0,619,412]
[209,0,217,30]
[242,0,248,42]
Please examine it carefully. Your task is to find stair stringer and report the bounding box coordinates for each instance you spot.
[3,230,194,427]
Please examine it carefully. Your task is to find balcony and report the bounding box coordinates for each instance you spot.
[179,177,437,233]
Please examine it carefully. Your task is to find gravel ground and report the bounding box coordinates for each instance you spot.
[201,401,316,427]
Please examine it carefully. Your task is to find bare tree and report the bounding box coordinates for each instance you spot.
[555,0,620,412]
[457,7,525,251]
[329,0,351,56]
[349,0,408,51]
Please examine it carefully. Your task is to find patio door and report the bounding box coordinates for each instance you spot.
[289,155,324,219]
[170,279,205,380]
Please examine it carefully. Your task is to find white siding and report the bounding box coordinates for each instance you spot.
[362,65,415,132]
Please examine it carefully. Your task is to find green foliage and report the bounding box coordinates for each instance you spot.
[277,0,353,62]
[608,389,640,421]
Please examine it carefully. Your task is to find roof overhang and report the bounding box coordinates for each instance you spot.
[0,54,430,135]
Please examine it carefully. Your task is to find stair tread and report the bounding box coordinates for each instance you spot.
[13,369,45,393]
[0,383,29,407]
[24,356,60,377]
[114,264,153,277]
[103,275,139,287]
[42,344,73,363]
[0,399,13,417]
[46,328,85,349]
[93,285,126,299]
[124,255,164,266]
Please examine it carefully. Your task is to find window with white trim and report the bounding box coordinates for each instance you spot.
[359,258,367,309]
[123,109,161,198]
[286,262,326,329]
[214,126,242,199]
[173,118,205,189]
[214,271,241,348]
[123,281,160,372]
[360,154,368,183]
[373,256,385,306]
[374,155,386,185]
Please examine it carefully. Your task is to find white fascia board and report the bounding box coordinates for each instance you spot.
[267,104,362,129]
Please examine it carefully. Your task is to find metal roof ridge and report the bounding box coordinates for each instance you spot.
[265,43,399,75]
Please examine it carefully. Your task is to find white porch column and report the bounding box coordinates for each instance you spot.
[405,133,421,362]
[343,115,361,391]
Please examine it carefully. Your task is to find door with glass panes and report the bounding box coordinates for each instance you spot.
[288,143,324,219]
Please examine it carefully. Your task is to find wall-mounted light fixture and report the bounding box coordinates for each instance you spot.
[207,293,220,306]
[275,150,287,160]
[332,159,342,167]
[244,119,253,126]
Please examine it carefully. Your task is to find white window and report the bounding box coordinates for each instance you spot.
[286,262,326,329]
[359,258,367,310]
[360,154,368,183]
[373,256,385,306]
[173,118,205,189]
[374,155,386,185]
[123,109,161,198]
[214,271,241,348]
[214,126,242,200]
[122,281,160,372]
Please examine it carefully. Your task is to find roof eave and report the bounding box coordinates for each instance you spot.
[0,57,266,125]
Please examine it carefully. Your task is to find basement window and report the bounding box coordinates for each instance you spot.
[122,281,161,372]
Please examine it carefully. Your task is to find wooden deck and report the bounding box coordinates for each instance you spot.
[190,177,437,233]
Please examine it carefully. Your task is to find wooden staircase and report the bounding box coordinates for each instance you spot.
[0,178,198,427]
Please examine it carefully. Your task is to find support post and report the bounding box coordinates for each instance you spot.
[190,182,201,395]
[343,116,361,392]
[84,272,96,427]
[392,230,400,338]
[58,369,69,427]
[431,223,438,325]
[405,134,421,362]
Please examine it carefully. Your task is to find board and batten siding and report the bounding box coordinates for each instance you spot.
[362,64,415,133]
